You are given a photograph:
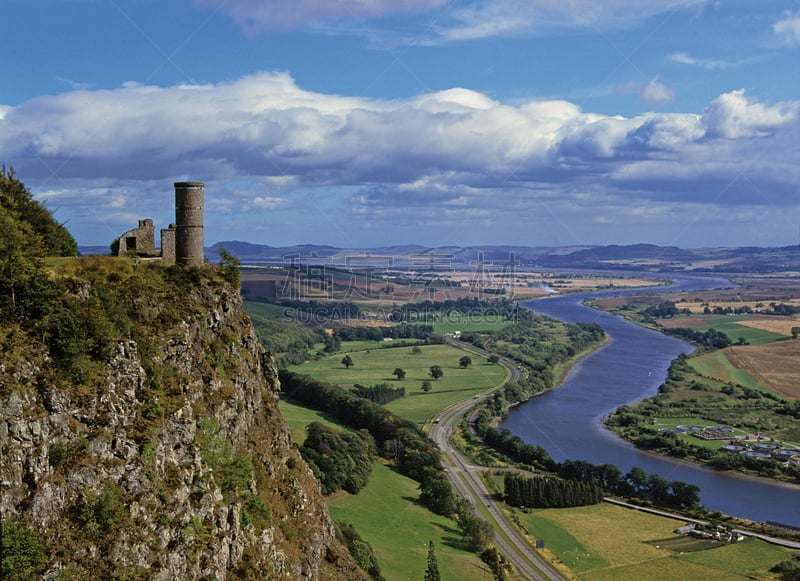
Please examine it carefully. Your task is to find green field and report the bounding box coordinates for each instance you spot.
[520,503,797,580]
[688,351,766,391]
[692,316,785,346]
[278,400,489,581]
[288,343,507,424]
[431,312,515,334]
[279,399,343,443]
[243,300,292,319]
[328,463,488,581]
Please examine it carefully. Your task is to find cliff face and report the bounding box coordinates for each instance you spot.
[0,262,363,580]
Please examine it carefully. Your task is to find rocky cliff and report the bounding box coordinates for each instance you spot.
[0,259,364,580]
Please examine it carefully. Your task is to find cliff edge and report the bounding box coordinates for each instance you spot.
[0,258,364,580]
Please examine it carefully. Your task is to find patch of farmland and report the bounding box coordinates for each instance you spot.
[734,316,799,337]
[724,341,800,400]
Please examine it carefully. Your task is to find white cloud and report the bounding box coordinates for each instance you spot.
[774,12,800,47]
[430,0,712,42]
[252,195,292,210]
[196,0,446,31]
[668,52,738,70]
[197,0,712,42]
[640,76,675,105]
[2,72,798,246]
[702,89,797,139]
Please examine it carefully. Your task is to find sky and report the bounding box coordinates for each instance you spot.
[1,0,799,249]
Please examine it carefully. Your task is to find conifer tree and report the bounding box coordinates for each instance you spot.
[424,540,441,581]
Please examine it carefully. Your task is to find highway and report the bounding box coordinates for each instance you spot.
[431,340,565,580]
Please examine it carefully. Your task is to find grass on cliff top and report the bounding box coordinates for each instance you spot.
[519,502,797,580]
[287,343,507,425]
[279,399,488,581]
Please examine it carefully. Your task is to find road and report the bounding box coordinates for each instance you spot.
[431,340,565,580]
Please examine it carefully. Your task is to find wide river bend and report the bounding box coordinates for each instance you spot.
[501,274,800,527]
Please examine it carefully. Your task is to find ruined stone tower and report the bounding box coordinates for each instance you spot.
[174,181,204,266]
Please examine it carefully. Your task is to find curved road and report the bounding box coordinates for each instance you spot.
[431,340,564,580]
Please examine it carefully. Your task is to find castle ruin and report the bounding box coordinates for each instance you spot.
[116,181,204,265]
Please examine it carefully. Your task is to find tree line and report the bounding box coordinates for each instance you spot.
[503,473,604,508]
[475,426,700,511]
[352,383,406,405]
[663,327,732,350]
[278,371,457,514]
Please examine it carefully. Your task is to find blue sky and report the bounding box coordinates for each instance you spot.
[1,0,799,249]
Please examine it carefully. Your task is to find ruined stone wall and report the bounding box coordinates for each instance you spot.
[117,219,156,257]
[160,226,176,265]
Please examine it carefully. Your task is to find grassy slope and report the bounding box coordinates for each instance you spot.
[278,400,487,581]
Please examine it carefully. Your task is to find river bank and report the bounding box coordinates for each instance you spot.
[501,275,800,528]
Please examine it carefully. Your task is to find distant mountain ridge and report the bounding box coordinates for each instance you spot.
[78,241,800,273]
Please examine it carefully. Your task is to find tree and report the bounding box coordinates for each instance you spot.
[424,540,441,581]
[459,355,472,368]
[217,246,241,286]
[488,354,500,365]
[419,468,456,516]
[0,165,77,256]
[792,326,800,340]
[392,367,406,380]
[429,365,443,380]
[455,499,493,551]
[412,345,423,354]
[341,355,354,368]
[421,380,432,392]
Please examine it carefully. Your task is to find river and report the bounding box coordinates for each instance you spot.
[501,274,800,527]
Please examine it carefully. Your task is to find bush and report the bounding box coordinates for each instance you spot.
[0,519,48,580]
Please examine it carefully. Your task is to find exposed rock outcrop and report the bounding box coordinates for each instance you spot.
[0,267,364,580]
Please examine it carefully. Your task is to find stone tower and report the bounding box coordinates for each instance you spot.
[174,181,204,266]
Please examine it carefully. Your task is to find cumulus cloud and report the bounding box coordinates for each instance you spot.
[2,72,797,245]
[702,89,797,138]
[774,12,800,47]
[640,76,675,105]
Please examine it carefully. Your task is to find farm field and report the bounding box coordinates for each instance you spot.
[288,343,507,424]
[725,341,800,400]
[688,351,766,391]
[657,315,786,346]
[520,503,797,580]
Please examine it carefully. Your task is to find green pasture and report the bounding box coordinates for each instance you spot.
[278,400,489,581]
[691,316,785,346]
[688,351,765,391]
[288,343,507,424]
[278,399,343,444]
[328,463,487,581]
[431,312,515,334]
[243,300,292,319]
[520,503,797,580]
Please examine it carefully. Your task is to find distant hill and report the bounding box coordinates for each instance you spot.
[78,241,800,273]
